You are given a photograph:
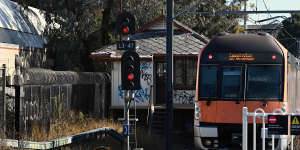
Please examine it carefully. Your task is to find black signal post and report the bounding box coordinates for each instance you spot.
[117,12,139,150]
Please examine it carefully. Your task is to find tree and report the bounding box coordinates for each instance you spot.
[15,0,244,71]
[14,0,120,71]
[277,13,300,55]
[174,0,244,38]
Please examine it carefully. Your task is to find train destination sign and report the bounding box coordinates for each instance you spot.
[267,115,288,135]
[229,53,255,61]
[291,115,300,135]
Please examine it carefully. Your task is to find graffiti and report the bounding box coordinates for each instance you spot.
[173,91,195,104]
[140,62,150,70]
[135,88,150,103]
[118,85,150,104]
[118,85,124,99]
[141,70,152,85]
[140,62,152,85]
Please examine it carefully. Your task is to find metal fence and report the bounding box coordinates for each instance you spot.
[242,107,295,150]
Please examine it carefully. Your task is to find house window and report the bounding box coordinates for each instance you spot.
[174,57,197,89]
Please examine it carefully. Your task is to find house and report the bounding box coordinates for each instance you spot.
[0,0,46,79]
[91,15,208,132]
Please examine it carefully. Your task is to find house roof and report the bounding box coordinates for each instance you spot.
[91,15,208,59]
[0,0,46,48]
[246,24,279,30]
[92,31,207,58]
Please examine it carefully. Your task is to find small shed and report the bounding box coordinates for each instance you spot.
[0,0,46,78]
[91,15,208,110]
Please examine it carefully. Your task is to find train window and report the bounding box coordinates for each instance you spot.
[246,65,282,99]
[221,67,242,98]
[199,65,218,97]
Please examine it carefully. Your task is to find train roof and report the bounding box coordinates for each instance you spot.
[204,33,283,55]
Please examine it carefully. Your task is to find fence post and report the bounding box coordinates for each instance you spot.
[243,107,248,150]
[2,64,6,134]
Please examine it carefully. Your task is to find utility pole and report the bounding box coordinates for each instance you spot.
[244,0,247,31]
[166,0,173,150]
[2,64,6,134]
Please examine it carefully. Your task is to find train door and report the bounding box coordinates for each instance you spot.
[216,65,246,124]
[155,62,166,105]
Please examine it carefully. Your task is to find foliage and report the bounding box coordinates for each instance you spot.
[14,0,245,71]
[277,13,300,55]
[174,0,245,38]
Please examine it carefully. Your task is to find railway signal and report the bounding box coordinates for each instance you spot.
[121,51,141,90]
[116,12,136,36]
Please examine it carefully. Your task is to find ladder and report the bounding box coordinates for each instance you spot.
[129,99,137,149]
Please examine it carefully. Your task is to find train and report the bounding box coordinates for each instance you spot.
[194,32,300,149]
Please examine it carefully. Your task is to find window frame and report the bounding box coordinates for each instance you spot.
[245,64,284,100]
[174,56,197,90]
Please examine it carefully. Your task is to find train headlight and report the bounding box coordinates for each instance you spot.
[281,102,287,113]
[204,139,212,146]
[213,143,219,148]
[214,139,219,144]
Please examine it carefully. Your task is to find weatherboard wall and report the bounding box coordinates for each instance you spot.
[111,60,195,108]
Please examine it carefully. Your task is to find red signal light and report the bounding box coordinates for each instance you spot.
[128,73,134,80]
[123,27,129,34]
[272,55,276,60]
[208,54,213,60]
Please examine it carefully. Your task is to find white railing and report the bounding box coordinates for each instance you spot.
[242,107,295,150]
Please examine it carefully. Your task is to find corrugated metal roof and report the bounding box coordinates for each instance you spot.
[0,0,46,48]
[91,30,207,58]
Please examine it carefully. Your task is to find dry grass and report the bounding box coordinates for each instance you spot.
[21,111,122,142]
[293,136,300,150]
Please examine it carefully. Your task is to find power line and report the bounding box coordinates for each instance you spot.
[188,10,300,15]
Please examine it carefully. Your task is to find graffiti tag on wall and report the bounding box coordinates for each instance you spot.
[140,62,152,86]
[173,90,195,104]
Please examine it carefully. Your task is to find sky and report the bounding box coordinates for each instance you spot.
[246,0,300,25]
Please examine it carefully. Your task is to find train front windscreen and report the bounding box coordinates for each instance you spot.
[198,52,284,101]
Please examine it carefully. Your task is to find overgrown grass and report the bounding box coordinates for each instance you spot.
[19,111,122,142]
[293,136,300,150]
[1,111,168,150]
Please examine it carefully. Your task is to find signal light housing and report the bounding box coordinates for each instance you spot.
[116,12,136,35]
[121,51,141,90]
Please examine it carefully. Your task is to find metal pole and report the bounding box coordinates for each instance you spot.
[253,115,256,150]
[2,64,6,134]
[243,107,248,150]
[244,0,247,31]
[262,113,265,150]
[124,90,130,150]
[15,85,20,139]
[166,0,174,150]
